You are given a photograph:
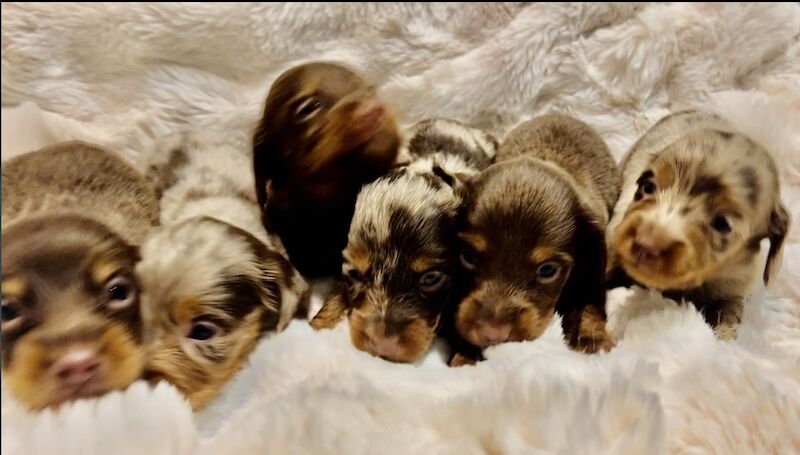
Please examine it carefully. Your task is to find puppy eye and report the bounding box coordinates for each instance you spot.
[641,180,656,195]
[711,215,732,234]
[536,262,561,283]
[419,271,447,293]
[1,299,23,329]
[295,97,323,122]
[187,321,220,341]
[105,277,136,310]
[460,249,479,270]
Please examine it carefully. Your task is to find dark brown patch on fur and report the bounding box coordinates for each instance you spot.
[738,167,759,206]
[689,174,723,197]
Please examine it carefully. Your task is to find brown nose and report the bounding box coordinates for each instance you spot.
[369,334,401,360]
[475,321,512,346]
[632,224,681,264]
[52,349,100,386]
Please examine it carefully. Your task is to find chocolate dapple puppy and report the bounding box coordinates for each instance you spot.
[454,114,620,357]
[311,119,496,363]
[2,142,159,410]
[142,133,309,410]
[253,62,401,278]
[607,110,789,340]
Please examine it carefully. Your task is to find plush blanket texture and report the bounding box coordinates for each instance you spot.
[2,3,799,454]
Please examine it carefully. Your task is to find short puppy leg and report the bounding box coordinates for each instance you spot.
[699,297,744,341]
[310,284,348,330]
[575,305,615,353]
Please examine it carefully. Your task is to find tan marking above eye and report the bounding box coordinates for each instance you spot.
[529,246,560,265]
[171,297,204,325]
[2,276,27,298]
[653,161,676,188]
[343,244,371,274]
[458,233,488,253]
[89,258,123,286]
[412,257,445,274]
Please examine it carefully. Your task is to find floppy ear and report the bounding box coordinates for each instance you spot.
[764,202,790,285]
[310,281,349,330]
[557,209,610,350]
[431,162,473,202]
[252,119,284,211]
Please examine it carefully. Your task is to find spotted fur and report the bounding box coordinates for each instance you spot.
[607,110,789,339]
[311,119,496,364]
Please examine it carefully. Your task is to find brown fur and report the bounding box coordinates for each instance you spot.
[253,62,401,277]
[608,111,789,338]
[2,216,146,410]
[454,114,619,355]
[1,142,156,409]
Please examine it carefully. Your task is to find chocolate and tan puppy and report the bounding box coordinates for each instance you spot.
[1,142,159,410]
[141,133,309,410]
[607,110,789,340]
[253,62,401,278]
[454,114,620,359]
[311,119,496,363]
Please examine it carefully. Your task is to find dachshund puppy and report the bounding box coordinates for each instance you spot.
[311,119,496,363]
[607,110,789,340]
[1,142,159,410]
[454,114,620,357]
[253,62,401,278]
[141,133,308,410]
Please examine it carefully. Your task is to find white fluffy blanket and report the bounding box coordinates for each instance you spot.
[2,3,799,454]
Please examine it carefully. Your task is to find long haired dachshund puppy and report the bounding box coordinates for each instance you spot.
[311,119,496,363]
[2,142,159,410]
[141,134,308,410]
[607,110,789,340]
[454,114,620,358]
[253,62,401,278]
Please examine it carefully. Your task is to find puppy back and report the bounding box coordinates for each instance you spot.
[2,141,159,245]
[497,114,620,215]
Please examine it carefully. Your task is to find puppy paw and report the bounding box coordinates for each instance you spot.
[449,353,479,367]
[575,333,616,354]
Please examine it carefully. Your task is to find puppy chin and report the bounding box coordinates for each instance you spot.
[348,312,435,363]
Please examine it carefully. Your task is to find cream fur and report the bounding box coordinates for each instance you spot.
[2,3,799,454]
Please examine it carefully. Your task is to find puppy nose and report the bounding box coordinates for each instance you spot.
[369,335,401,359]
[632,224,680,261]
[476,321,511,346]
[52,348,100,385]
[355,99,385,124]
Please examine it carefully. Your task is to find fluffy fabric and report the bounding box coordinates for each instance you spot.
[1,3,799,454]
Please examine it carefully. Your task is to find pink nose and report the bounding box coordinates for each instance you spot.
[369,335,401,359]
[476,322,512,346]
[52,349,100,386]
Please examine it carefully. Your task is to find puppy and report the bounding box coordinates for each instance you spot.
[454,114,620,357]
[253,62,401,278]
[607,110,789,339]
[141,133,308,410]
[311,119,496,363]
[1,142,159,410]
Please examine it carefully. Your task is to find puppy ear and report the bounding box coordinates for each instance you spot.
[310,281,349,330]
[431,162,473,201]
[252,120,283,211]
[764,202,790,285]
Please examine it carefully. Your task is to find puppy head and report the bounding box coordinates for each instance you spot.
[312,167,465,363]
[454,158,606,349]
[1,215,144,410]
[138,216,303,410]
[253,62,400,206]
[611,130,788,290]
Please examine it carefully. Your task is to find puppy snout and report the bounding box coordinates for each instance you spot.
[367,334,401,360]
[632,223,682,265]
[475,321,511,346]
[52,348,101,386]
